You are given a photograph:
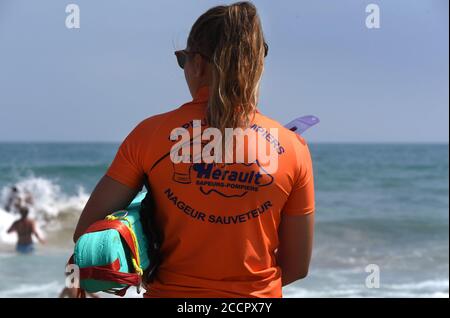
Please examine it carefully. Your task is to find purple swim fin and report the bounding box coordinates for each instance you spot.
[285,115,320,135]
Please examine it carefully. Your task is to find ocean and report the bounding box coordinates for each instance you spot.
[0,143,448,298]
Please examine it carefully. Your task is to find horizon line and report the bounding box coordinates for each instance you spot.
[0,140,448,145]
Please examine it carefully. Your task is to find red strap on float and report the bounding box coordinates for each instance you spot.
[65,218,143,297]
[66,256,141,297]
[79,258,141,286]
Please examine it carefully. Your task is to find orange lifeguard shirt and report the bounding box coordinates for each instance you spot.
[106,87,315,298]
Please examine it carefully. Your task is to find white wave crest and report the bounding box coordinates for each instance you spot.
[0,177,89,245]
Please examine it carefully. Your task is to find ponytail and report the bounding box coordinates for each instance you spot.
[187,1,266,132]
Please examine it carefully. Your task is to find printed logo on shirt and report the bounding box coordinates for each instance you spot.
[172,161,274,198]
[169,120,281,175]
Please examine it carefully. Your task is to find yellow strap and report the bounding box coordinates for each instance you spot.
[105,214,143,276]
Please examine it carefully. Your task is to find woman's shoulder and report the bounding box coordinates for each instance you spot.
[255,112,308,145]
[254,112,312,171]
[137,109,180,129]
[131,107,185,136]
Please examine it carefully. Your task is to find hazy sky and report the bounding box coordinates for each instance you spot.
[0,0,448,143]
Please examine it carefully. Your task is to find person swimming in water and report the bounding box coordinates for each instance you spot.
[4,186,34,213]
[7,206,45,253]
[4,186,20,212]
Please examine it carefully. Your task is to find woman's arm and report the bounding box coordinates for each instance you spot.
[73,175,139,242]
[276,212,314,286]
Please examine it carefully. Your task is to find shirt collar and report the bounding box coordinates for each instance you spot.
[191,86,261,114]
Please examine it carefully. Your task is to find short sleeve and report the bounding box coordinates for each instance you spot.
[282,137,315,216]
[106,124,146,191]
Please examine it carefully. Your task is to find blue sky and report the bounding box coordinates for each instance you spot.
[0,0,448,143]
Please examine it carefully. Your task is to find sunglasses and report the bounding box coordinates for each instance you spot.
[174,50,209,69]
[174,43,269,69]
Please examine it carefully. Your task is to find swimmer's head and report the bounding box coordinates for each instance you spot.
[19,206,29,218]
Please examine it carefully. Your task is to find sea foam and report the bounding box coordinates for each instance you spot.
[0,177,88,245]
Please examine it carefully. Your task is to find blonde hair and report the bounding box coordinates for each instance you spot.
[187,1,267,132]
